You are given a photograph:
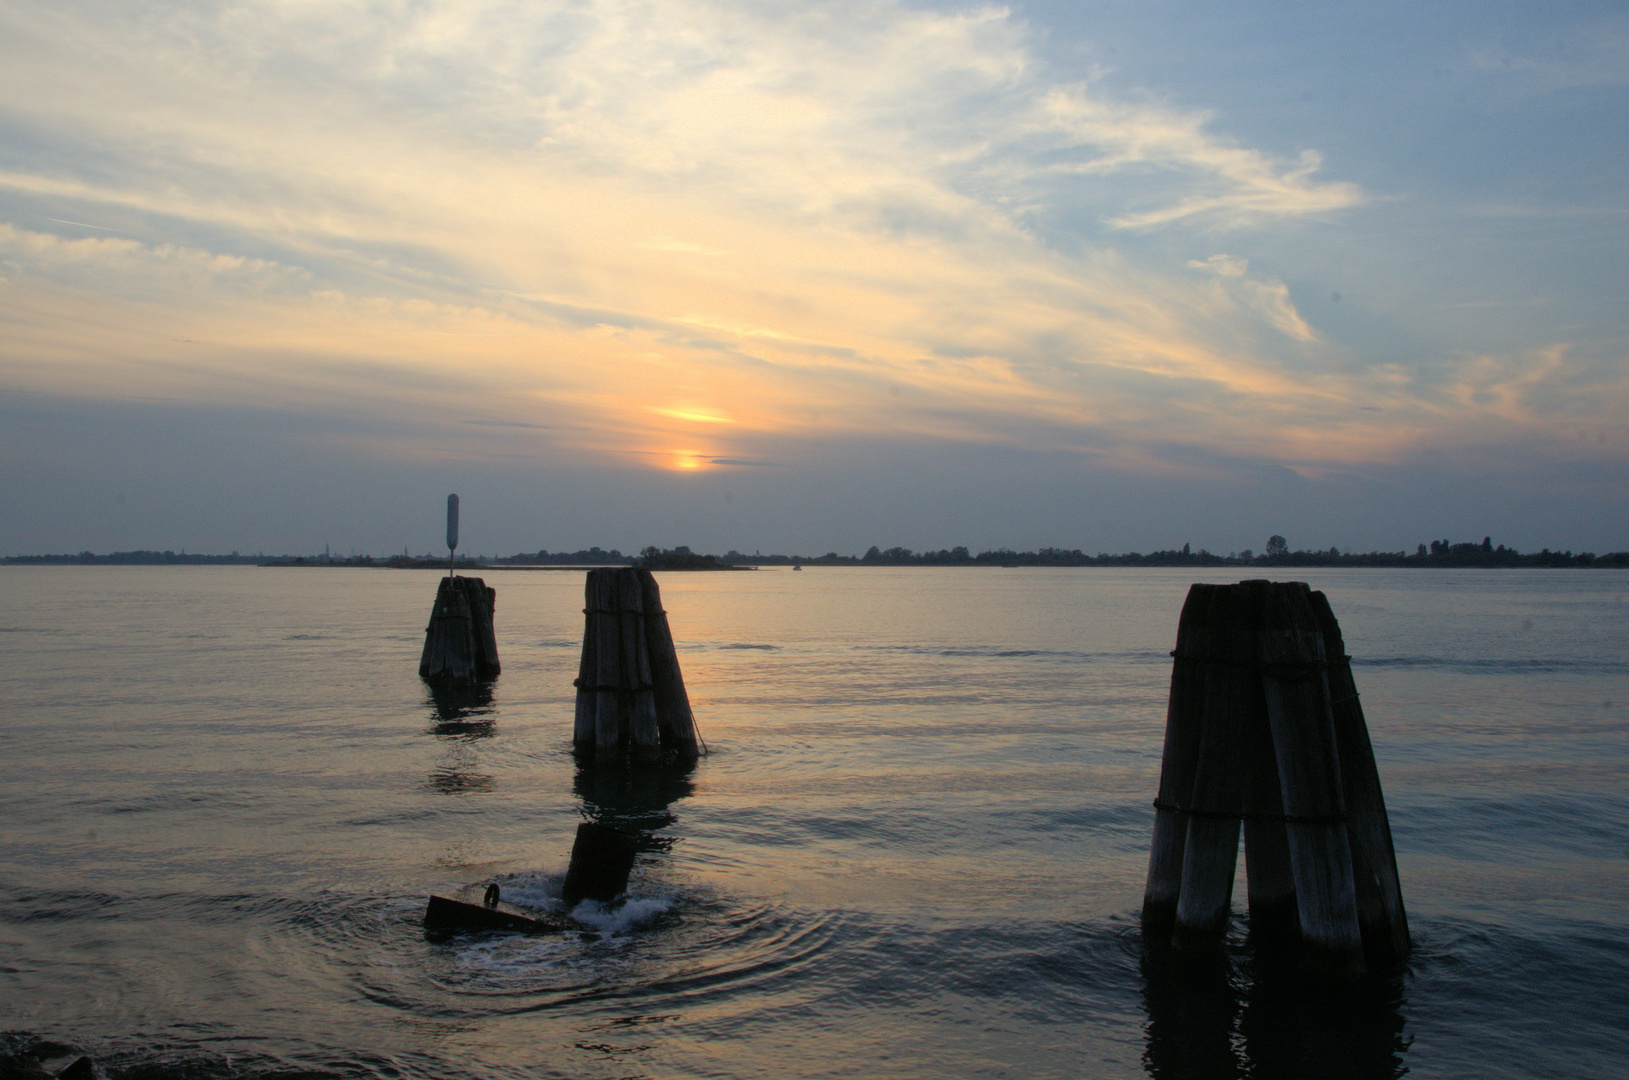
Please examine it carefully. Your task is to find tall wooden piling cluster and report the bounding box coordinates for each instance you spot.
[1143,580,1408,975]
[419,576,501,685]
[574,567,702,763]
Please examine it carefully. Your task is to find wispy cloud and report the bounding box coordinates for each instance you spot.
[3,0,1612,487]
[1457,11,1629,91]
[1035,92,1363,229]
[1188,254,1316,342]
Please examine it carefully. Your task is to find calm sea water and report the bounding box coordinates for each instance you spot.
[2,566,1626,1079]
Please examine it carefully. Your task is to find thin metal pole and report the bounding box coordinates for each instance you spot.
[447,493,460,579]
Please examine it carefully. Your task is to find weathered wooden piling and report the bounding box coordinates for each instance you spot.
[419,576,500,684]
[1144,580,1408,974]
[573,568,701,763]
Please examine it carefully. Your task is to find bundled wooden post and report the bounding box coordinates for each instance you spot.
[573,568,701,764]
[1143,580,1407,974]
[419,576,500,684]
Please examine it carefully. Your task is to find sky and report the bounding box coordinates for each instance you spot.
[1,0,1625,558]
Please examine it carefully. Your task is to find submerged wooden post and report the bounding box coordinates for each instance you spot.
[1144,580,1406,973]
[423,822,640,932]
[560,822,641,906]
[420,576,500,684]
[423,885,574,935]
[573,568,701,763]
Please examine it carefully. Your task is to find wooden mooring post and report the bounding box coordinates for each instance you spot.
[574,567,702,763]
[418,493,500,686]
[419,576,500,685]
[1142,580,1408,975]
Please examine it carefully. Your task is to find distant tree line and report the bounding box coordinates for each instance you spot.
[625,537,1629,570]
[482,550,628,566]
[634,546,733,570]
[2,549,266,565]
[9,537,1628,568]
[0,550,468,568]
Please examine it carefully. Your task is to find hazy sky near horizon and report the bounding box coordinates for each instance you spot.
[2,1,1625,557]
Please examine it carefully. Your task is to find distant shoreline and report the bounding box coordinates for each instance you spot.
[5,542,1627,571]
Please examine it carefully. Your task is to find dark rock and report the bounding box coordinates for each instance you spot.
[56,1058,96,1080]
[0,1054,55,1080]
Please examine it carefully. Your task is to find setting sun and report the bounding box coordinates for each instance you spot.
[668,450,708,471]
